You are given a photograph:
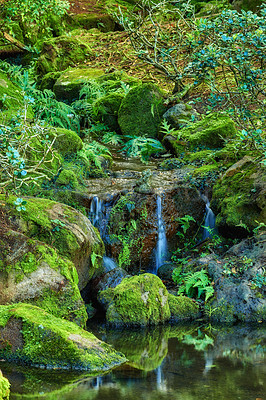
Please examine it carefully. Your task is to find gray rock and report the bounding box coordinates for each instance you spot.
[163,103,198,129]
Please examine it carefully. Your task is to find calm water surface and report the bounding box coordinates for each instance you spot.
[2,323,265,400]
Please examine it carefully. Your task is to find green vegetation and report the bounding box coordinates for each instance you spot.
[0,0,265,382]
[105,274,171,326]
[0,303,126,370]
[172,268,214,302]
[0,370,10,400]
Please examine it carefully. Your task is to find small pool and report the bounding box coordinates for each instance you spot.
[2,323,265,400]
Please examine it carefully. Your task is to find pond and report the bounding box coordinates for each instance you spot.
[1,323,265,400]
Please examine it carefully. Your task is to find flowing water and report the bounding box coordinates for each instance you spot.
[155,195,168,273]
[202,197,216,240]
[3,323,265,400]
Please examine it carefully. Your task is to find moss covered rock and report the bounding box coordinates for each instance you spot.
[211,156,266,236]
[163,113,236,155]
[56,170,79,189]
[53,67,105,101]
[168,294,200,322]
[0,370,10,400]
[118,83,166,138]
[52,127,83,156]
[0,303,126,370]
[72,13,116,32]
[0,195,104,290]
[162,103,198,130]
[36,33,96,77]
[0,231,87,327]
[93,92,124,131]
[104,274,171,326]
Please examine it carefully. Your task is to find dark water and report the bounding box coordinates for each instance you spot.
[1,323,265,400]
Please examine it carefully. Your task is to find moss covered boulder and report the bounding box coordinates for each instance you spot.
[0,304,126,370]
[0,196,104,290]
[52,127,83,156]
[36,33,96,77]
[72,13,116,32]
[211,156,266,236]
[103,274,171,326]
[0,370,10,400]
[118,83,166,138]
[163,112,236,155]
[0,229,87,327]
[53,67,104,101]
[168,294,200,322]
[93,92,124,131]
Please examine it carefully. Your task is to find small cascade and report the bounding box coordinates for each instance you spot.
[202,198,216,240]
[155,195,168,273]
[89,196,102,230]
[89,196,118,271]
[103,256,117,272]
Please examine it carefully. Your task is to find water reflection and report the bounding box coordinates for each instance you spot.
[2,324,265,400]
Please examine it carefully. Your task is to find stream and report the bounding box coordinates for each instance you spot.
[2,323,265,399]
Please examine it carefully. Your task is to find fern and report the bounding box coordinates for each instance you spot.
[102,132,124,146]
[31,89,80,131]
[78,141,112,171]
[122,136,165,162]
[173,268,214,302]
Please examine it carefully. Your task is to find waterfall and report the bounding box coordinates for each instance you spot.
[89,196,102,229]
[89,196,118,270]
[103,256,117,272]
[155,195,167,273]
[202,199,216,240]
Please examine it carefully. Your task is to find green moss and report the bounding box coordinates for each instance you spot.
[93,92,124,131]
[0,303,126,370]
[184,149,214,163]
[1,196,78,257]
[32,285,87,328]
[52,127,83,156]
[73,13,116,32]
[118,83,166,138]
[0,370,10,400]
[211,157,265,233]
[39,71,62,90]
[168,294,200,321]
[97,288,115,311]
[192,163,219,177]
[105,274,171,326]
[36,34,96,76]
[53,67,105,101]
[0,232,87,326]
[56,170,79,189]
[163,113,237,156]
[23,129,62,177]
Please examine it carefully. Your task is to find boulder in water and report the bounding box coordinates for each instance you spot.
[103,273,171,326]
[168,294,200,322]
[0,303,126,371]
